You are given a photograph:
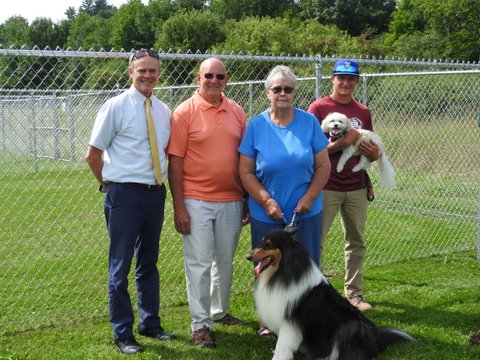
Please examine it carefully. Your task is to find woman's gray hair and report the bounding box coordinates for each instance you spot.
[265,65,297,90]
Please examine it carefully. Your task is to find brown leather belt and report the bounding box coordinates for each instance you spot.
[123,182,164,190]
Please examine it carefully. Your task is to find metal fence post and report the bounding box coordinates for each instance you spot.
[315,59,322,99]
[30,95,39,173]
[1,99,4,151]
[478,187,480,261]
[477,94,480,262]
[67,96,76,162]
[248,81,253,118]
[362,74,368,106]
[53,96,60,160]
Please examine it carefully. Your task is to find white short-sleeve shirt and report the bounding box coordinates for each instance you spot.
[89,86,171,185]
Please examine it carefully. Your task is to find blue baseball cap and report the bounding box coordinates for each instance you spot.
[332,59,360,76]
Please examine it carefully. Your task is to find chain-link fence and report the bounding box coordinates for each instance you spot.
[1,48,479,334]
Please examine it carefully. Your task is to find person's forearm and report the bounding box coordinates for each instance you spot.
[168,156,186,210]
[85,146,106,188]
[240,173,271,207]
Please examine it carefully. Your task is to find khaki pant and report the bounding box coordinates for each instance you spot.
[321,188,368,299]
[182,199,243,332]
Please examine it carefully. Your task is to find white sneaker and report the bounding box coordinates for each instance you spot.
[348,295,372,312]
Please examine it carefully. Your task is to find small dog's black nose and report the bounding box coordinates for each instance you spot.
[246,253,253,261]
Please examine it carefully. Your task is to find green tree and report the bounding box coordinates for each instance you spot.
[65,7,77,21]
[148,0,206,21]
[210,16,363,87]
[295,0,336,23]
[297,0,395,37]
[28,18,65,48]
[0,17,70,89]
[79,0,96,16]
[209,0,297,20]
[54,19,73,48]
[213,17,359,57]
[67,12,112,49]
[173,0,206,11]
[0,16,30,47]
[389,30,445,60]
[157,9,224,52]
[387,0,426,35]
[78,0,115,18]
[83,60,130,89]
[110,0,155,50]
[92,0,116,18]
[334,0,396,37]
[156,10,225,84]
[386,0,480,61]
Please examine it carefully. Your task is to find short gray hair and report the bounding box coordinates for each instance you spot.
[265,65,297,90]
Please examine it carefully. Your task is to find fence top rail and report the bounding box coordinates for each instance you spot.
[1,47,479,68]
[1,69,479,98]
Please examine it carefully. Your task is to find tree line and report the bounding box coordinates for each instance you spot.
[0,0,478,62]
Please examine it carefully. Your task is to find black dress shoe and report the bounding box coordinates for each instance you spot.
[114,336,144,355]
[138,326,176,340]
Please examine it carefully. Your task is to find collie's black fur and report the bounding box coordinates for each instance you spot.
[247,229,414,360]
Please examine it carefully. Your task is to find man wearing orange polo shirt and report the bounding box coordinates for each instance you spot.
[168,57,248,349]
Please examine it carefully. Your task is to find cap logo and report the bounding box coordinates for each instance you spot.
[333,59,359,76]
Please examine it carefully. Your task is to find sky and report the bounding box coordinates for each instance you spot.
[0,0,147,24]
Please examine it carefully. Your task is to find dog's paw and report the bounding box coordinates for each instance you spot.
[336,164,345,172]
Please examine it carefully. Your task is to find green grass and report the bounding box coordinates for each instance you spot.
[1,251,479,360]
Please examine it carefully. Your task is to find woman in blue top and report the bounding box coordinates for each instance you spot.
[238,65,331,266]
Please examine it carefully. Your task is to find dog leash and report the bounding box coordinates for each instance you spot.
[283,211,298,232]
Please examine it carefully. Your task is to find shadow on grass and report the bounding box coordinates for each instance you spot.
[139,323,278,360]
[370,301,480,359]
[372,300,479,334]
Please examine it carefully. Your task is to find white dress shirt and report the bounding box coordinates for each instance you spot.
[89,86,171,185]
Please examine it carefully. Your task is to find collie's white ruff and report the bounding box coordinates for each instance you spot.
[255,262,336,360]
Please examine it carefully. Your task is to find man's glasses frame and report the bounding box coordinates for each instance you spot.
[201,72,227,80]
[129,49,159,64]
[269,86,295,94]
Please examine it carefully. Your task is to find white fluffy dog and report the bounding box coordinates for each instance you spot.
[321,112,395,189]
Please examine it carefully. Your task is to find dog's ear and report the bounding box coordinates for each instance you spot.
[321,121,328,133]
[345,117,353,131]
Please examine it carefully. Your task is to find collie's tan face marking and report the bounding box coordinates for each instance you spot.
[248,237,282,278]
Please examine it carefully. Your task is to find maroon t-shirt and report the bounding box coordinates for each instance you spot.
[307,96,373,191]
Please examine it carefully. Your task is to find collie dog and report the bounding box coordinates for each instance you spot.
[321,112,396,189]
[247,230,413,360]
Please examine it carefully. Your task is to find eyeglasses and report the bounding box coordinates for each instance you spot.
[270,86,295,94]
[202,73,227,80]
[129,49,159,64]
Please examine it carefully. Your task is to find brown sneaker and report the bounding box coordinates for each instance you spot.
[213,313,246,326]
[192,326,216,348]
[348,295,372,312]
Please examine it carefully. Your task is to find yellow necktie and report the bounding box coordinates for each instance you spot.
[145,98,163,184]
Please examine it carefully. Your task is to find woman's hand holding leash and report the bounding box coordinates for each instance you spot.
[295,193,314,215]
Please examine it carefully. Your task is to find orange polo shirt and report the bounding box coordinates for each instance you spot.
[167,91,247,201]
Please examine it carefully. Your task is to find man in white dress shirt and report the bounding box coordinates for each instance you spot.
[86,49,174,355]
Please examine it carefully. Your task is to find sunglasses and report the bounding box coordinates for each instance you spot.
[202,73,227,80]
[129,49,159,63]
[270,86,295,94]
